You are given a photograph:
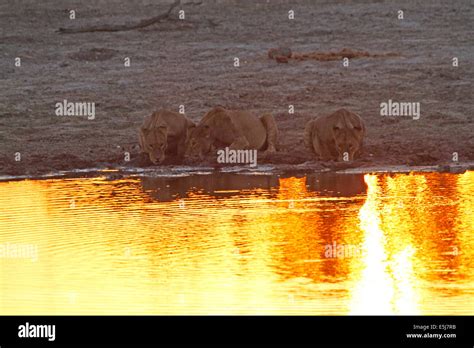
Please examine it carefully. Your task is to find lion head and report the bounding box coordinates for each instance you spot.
[140,125,168,164]
[332,123,364,161]
[184,124,213,160]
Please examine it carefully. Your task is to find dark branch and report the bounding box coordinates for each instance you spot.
[58,0,181,34]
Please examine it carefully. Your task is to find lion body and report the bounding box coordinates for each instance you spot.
[184,106,278,160]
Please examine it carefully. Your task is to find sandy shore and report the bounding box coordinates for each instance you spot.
[0,0,472,176]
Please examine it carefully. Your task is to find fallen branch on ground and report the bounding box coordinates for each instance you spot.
[58,0,180,34]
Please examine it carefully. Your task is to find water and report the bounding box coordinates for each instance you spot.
[0,171,472,315]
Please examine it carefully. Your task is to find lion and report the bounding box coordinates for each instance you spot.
[184,106,278,160]
[304,108,366,161]
[138,110,195,164]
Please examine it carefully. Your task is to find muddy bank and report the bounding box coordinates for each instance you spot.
[0,0,472,176]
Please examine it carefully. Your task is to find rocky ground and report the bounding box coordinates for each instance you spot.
[0,0,472,176]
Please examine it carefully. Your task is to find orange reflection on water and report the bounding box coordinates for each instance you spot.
[350,172,473,314]
[0,172,472,314]
[350,174,420,314]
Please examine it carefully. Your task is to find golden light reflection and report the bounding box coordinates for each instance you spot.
[350,174,396,314]
[0,172,472,314]
[350,172,474,315]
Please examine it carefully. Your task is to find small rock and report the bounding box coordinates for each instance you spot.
[268,47,292,59]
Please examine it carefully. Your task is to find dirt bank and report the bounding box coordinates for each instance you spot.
[0,0,472,176]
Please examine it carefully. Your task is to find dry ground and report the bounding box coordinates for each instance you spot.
[0,0,473,175]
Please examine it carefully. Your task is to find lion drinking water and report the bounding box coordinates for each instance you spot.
[304,109,366,161]
[184,106,278,161]
[138,110,195,164]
